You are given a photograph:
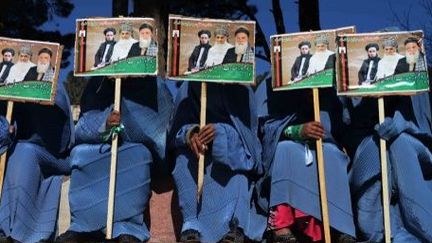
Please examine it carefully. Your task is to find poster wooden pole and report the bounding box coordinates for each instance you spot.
[106,78,122,239]
[197,82,207,201]
[0,101,14,201]
[378,97,391,243]
[312,88,331,243]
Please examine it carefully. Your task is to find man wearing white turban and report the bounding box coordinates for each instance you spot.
[375,38,404,79]
[110,23,138,62]
[5,46,36,84]
[204,26,233,68]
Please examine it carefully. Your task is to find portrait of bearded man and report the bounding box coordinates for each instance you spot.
[23,48,55,82]
[306,35,335,75]
[93,27,116,68]
[127,23,158,58]
[0,48,15,83]
[5,46,36,84]
[395,37,426,74]
[110,23,138,62]
[222,26,254,64]
[204,26,233,68]
[375,38,404,79]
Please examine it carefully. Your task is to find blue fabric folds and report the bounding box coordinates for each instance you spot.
[255,78,356,237]
[0,81,74,243]
[168,82,266,242]
[344,94,432,242]
[0,116,12,155]
[67,77,173,241]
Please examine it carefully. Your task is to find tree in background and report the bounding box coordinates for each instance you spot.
[0,0,75,68]
[64,0,322,105]
[389,0,432,66]
[112,0,321,80]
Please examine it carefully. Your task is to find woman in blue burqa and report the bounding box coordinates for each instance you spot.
[0,81,74,243]
[255,79,356,243]
[56,76,173,243]
[167,82,267,242]
[341,93,432,242]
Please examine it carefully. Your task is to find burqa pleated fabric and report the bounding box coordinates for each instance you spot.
[342,94,432,242]
[167,82,267,242]
[255,79,356,237]
[0,81,74,243]
[66,77,173,241]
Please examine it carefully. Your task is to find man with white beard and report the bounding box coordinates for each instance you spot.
[110,23,138,62]
[0,48,15,83]
[375,38,404,80]
[222,27,254,64]
[395,37,426,74]
[127,23,157,58]
[204,27,233,68]
[23,48,55,81]
[306,35,335,75]
[5,46,36,84]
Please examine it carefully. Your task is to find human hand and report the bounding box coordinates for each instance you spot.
[300,121,324,140]
[106,111,121,129]
[198,124,216,146]
[188,132,204,158]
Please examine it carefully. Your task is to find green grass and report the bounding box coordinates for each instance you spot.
[274,69,333,91]
[0,81,52,101]
[176,63,254,83]
[341,71,429,96]
[81,56,157,76]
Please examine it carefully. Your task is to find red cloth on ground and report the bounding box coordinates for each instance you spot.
[268,203,322,242]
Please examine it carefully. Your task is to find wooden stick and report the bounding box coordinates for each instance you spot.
[197,82,207,201]
[106,78,122,239]
[312,88,331,243]
[378,97,391,243]
[0,101,14,201]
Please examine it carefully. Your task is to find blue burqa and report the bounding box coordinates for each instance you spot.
[255,79,356,237]
[67,77,173,241]
[342,94,432,242]
[167,82,267,242]
[0,81,74,243]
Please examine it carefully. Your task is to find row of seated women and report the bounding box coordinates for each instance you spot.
[0,76,430,243]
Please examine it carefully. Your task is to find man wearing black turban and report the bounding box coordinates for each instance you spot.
[0,48,14,83]
[187,29,211,72]
[290,41,312,82]
[94,27,116,68]
[358,43,380,84]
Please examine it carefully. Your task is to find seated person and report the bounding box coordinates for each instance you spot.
[255,79,356,242]
[56,77,173,243]
[168,82,266,242]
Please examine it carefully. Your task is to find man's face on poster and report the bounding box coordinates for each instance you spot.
[367,47,378,58]
[105,31,115,42]
[215,34,227,45]
[38,53,51,65]
[315,43,327,52]
[235,32,248,45]
[405,42,420,56]
[19,53,30,63]
[199,34,209,45]
[120,31,131,40]
[2,52,13,62]
[300,45,310,55]
[384,46,396,56]
[139,28,152,41]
